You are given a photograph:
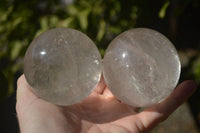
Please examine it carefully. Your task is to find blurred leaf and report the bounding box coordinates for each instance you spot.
[11,59,23,73]
[77,8,91,30]
[10,41,23,60]
[96,19,106,41]
[35,17,49,37]
[59,17,74,27]
[99,48,105,57]
[12,17,22,27]
[130,6,138,20]
[67,5,78,15]
[192,57,200,83]
[40,17,49,30]
[159,1,170,19]
[0,5,13,23]
[49,15,59,27]
[107,26,122,34]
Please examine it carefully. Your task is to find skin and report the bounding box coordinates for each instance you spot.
[16,74,197,133]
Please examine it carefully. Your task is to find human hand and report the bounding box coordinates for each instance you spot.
[16,74,197,133]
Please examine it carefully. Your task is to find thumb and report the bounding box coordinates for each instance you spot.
[16,74,38,113]
[137,80,197,130]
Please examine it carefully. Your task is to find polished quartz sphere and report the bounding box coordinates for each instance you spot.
[103,28,181,107]
[24,28,102,105]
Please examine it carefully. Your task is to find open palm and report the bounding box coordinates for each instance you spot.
[16,75,196,133]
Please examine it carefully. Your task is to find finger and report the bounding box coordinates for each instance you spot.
[137,80,197,131]
[16,74,38,112]
[17,74,37,100]
[93,75,107,94]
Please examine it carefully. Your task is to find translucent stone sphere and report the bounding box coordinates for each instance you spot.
[24,28,102,105]
[103,28,181,107]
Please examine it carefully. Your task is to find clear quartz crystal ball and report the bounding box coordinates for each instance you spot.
[24,28,102,105]
[103,28,181,107]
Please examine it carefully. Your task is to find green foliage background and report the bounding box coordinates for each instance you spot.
[0,0,200,100]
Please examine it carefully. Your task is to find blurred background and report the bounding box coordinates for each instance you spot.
[0,0,200,132]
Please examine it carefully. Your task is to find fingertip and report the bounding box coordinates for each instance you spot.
[178,80,197,94]
[16,74,37,103]
[154,80,197,112]
[17,74,25,87]
[171,80,197,105]
[136,80,197,130]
